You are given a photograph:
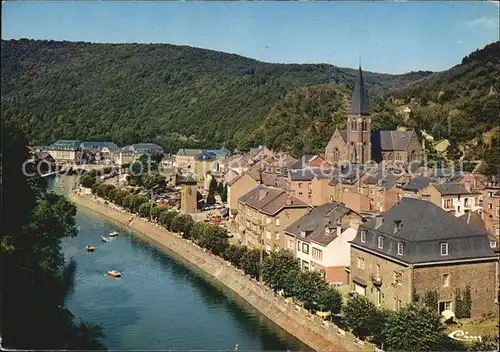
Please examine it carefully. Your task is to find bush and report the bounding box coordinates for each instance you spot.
[80,174,96,188]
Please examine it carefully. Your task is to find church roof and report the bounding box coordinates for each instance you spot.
[349,66,370,116]
[378,130,414,151]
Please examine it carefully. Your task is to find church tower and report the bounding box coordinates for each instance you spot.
[347,66,371,164]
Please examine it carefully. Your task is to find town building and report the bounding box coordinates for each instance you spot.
[284,202,364,285]
[349,197,498,318]
[227,172,260,218]
[235,185,311,251]
[285,168,333,206]
[44,140,83,164]
[427,183,481,217]
[179,175,198,214]
[482,186,500,238]
[80,141,118,164]
[324,66,422,164]
[175,149,202,172]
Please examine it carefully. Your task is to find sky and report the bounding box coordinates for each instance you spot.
[2,1,499,74]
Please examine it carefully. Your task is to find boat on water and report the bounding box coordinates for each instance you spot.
[109,231,119,237]
[101,236,109,242]
[107,270,121,278]
[86,244,95,252]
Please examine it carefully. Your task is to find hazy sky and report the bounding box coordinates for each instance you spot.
[2,1,499,73]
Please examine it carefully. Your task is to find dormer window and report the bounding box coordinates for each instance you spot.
[361,230,367,243]
[440,242,449,256]
[490,241,497,249]
[378,236,384,249]
[397,242,404,256]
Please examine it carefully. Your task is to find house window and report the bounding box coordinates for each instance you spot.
[266,217,271,224]
[376,289,382,306]
[361,230,367,243]
[351,119,357,131]
[302,260,309,270]
[298,192,303,196]
[393,271,402,285]
[495,227,500,236]
[302,243,310,254]
[397,242,404,256]
[439,301,452,314]
[265,231,272,240]
[444,199,453,209]
[442,274,450,287]
[464,198,469,207]
[489,203,493,210]
[287,238,294,249]
[357,257,365,270]
[496,207,500,217]
[376,264,381,277]
[440,242,449,256]
[298,183,303,188]
[275,218,280,226]
[393,298,398,311]
[312,247,323,260]
[275,232,280,240]
[378,236,384,249]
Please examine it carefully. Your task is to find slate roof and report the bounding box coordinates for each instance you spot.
[132,143,164,155]
[351,197,496,264]
[195,152,217,161]
[289,167,335,181]
[177,175,197,184]
[239,185,309,216]
[49,140,82,150]
[402,176,434,191]
[434,183,477,195]
[458,211,487,232]
[349,66,370,116]
[284,202,356,246]
[80,141,118,151]
[177,149,202,157]
[378,131,414,151]
[379,173,401,189]
[206,149,228,158]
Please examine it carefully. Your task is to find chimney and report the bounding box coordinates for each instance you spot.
[375,214,383,229]
[336,221,342,236]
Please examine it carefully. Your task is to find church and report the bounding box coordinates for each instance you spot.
[325,66,422,164]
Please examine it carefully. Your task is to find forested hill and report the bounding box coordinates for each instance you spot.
[2,39,497,155]
[1,39,428,152]
[386,41,500,143]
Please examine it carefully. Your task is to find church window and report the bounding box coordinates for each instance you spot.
[351,119,357,131]
[396,153,401,161]
[362,119,368,131]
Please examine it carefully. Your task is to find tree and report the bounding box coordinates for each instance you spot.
[384,304,446,352]
[223,244,247,267]
[240,249,261,279]
[197,224,230,255]
[150,205,163,222]
[422,290,439,311]
[141,172,165,190]
[261,249,301,293]
[220,184,228,203]
[206,178,217,205]
[342,294,380,339]
[293,270,328,311]
[138,203,151,218]
[171,214,195,238]
[318,286,343,317]
[80,174,96,188]
[158,210,178,231]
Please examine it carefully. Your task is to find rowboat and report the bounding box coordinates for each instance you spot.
[101,236,109,242]
[107,270,121,278]
[86,244,95,252]
[109,231,119,237]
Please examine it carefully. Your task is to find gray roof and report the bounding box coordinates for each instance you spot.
[239,185,309,216]
[177,149,203,157]
[378,131,415,151]
[434,183,475,195]
[132,143,164,155]
[284,202,353,246]
[289,167,334,181]
[379,173,401,189]
[49,140,82,150]
[349,66,370,116]
[402,176,434,191]
[80,141,118,151]
[351,197,496,264]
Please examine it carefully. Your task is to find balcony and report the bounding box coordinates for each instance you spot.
[370,274,383,287]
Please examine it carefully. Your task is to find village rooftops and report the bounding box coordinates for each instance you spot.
[288,167,334,181]
[176,149,203,157]
[46,140,82,150]
[122,143,164,155]
[351,197,496,264]
[80,141,118,151]
[433,183,479,195]
[284,202,354,246]
[402,176,434,192]
[238,184,309,216]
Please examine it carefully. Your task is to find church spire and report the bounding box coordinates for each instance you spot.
[349,65,370,116]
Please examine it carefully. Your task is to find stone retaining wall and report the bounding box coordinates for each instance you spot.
[68,191,374,352]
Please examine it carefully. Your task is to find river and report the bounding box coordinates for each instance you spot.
[52,177,309,350]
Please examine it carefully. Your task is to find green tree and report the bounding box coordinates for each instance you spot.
[197,224,230,255]
[223,244,247,267]
[171,214,195,238]
[240,249,261,280]
[141,172,165,190]
[342,294,380,339]
[422,290,439,312]
[80,173,96,188]
[384,304,446,352]
[261,249,301,293]
[138,203,151,218]
[150,205,164,222]
[158,210,178,231]
[294,270,328,312]
[220,183,228,203]
[318,286,343,317]
[206,178,217,205]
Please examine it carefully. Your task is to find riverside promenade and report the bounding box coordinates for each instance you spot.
[68,189,374,352]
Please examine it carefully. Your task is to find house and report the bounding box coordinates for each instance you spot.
[363,170,406,213]
[449,172,486,192]
[427,183,481,217]
[284,202,364,284]
[227,172,260,217]
[249,145,274,161]
[80,141,118,164]
[459,211,499,253]
[328,165,371,213]
[401,176,435,199]
[235,185,311,251]
[286,168,333,206]
[349,197,498,317]
[482,187,500,238]
[44,140,83,164]
[116,143,164,166]
[175,149,202,171]
[324,66,422,165]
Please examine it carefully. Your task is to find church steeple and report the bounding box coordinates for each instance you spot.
[349,65,370,116]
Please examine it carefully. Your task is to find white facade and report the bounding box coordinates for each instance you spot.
[295,227,357,275]
[441,194,481,217]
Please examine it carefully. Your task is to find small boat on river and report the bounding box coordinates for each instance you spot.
[101,236,109,242]
[107,270,121,278]
[86,244,95,252]
[109,231,119,237]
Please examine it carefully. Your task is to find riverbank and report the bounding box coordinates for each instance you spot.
[68,191,373,352]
